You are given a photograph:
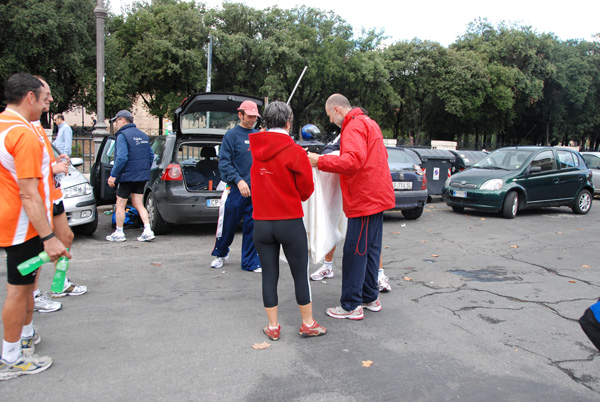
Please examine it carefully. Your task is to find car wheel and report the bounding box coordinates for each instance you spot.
[146,192,169,235]
[451,206,465,213]
[401,206,424,220]
[572,189,592,215]
[502,191,518,219]
[72,210,98,236]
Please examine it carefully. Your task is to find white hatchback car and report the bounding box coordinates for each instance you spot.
[52,146,98,235]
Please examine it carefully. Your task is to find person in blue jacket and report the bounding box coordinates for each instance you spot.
[105,110,155,243]
[209,100,262,272]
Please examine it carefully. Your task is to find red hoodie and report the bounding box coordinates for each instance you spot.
[249,130,314,220]
[317,108,395,218]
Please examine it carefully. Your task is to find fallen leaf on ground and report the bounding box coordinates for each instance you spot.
[384,246,389,249]
[480,218,486,221]
[569,280,576,283]
[510,245,519,249]
[556,232,564,235]
[251,342,271,350]
[403,276,413,281]
[362,360,374,367]
[421,240,429,243]
[582,265,591,268]
[431,254,439,257]
[151,262,163,266]
[392,231,400,234]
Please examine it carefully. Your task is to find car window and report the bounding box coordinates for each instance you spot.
[530,150,555,172]
[557,150,578,169]
[101,138,116,165]
[474,150,532,170]
[583,154,600,169]
[151,138,166,165]
[387,148,416,167]
[181,111,238,133]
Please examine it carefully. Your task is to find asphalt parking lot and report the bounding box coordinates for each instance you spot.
[1,198,599,401]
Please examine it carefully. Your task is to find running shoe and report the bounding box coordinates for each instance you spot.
[299,321,327,337]
[253,267,262,273]
[21,327,41,355]
[378,270,392,292]
[51,281,87,298]
[34,293,62,313]
[210,255,229,269]
[137,231,155,242]
[310,263,333,281]
[106,231,126,242]
[0,354,52,380]
[263,325,280,341]
[326,305,364,320]
[362,298,382,312]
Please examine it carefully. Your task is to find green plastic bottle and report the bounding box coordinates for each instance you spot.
[17,251,51,276]
[50,256,69,293]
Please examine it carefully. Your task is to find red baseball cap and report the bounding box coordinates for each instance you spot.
[237,100,260,117]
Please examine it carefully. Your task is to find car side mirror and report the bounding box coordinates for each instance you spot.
[71,157,84,167]
[529,165,542,174]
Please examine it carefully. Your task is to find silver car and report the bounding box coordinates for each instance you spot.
[581,152,600,195]
[52,146,98,235]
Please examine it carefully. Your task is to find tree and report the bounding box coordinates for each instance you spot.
[0,0,97,118]
[112,0,209,133]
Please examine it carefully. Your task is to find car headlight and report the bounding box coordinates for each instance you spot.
[480,179,503,191]
[62,182,92,198]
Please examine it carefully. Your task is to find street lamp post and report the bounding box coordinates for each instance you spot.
[92,0,109,158]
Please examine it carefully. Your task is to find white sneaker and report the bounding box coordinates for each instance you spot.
[34,293,62,313]
[378,270,392,292]
[210,255,229,269]
[137,231,155,242]
[310,263,333,281]
[106,231,126,242]
[253,267,262,273]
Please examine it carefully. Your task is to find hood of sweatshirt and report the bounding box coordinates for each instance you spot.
[249,131,296,162]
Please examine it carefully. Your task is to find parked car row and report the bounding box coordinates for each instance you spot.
[60,93,593,235]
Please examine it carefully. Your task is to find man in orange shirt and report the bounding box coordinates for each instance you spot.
[0,73,70,380]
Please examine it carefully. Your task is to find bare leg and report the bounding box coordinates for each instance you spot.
[115,196,128,228]
[265,306,278,328]
[130,193,149,226]
[324,246,336,263]
[3,283,35,342]
[298,303,314,326]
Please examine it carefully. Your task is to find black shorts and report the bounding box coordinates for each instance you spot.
[5,236,43,285]
[53,200,65,215]
[117,181,146,198]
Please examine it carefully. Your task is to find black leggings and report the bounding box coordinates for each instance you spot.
[253,219,311,308]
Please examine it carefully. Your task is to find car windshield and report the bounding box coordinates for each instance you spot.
[180,111,238,133]
[388,148,417,169]
[473,149,534,170]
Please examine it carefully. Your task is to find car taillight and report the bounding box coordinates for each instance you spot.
[161,164,182,181]
[421,171,427,190]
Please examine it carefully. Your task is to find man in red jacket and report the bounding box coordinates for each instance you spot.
[308,94,395,320]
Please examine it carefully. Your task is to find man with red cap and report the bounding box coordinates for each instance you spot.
[209,100,262,272]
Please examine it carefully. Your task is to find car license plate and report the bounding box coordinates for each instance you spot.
[452,190,467,198]
[393,181,412,190]
[207,199,220,208]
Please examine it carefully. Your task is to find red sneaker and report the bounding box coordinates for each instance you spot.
[263,325,280,341]
[299,320,327,337]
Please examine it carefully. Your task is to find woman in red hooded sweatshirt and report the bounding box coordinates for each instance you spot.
[249,101,326,341]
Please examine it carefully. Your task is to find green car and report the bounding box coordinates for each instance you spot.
[442,146,594,218]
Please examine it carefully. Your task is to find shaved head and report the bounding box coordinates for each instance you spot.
[325,94,351,110]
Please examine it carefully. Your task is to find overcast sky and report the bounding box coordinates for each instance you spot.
[110,0,599,47]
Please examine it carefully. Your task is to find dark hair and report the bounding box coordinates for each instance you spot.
[54,113,65,121]
[263,101,293,130]
[122,116,133,124]
[4,73,43,104]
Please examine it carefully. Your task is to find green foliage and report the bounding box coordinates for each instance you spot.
[0,0,97,113]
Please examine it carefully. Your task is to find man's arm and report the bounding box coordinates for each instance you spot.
[19,178,70,261]
[218,134,242,185]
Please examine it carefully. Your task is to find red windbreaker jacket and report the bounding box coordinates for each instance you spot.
[317,108,395,218]
[249,130,314,220]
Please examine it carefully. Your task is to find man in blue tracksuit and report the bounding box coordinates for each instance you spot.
[106,110,155,243]
[210,100,262,272]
